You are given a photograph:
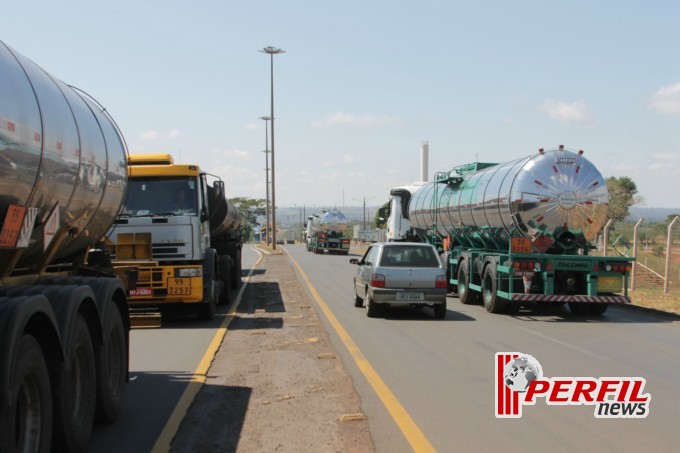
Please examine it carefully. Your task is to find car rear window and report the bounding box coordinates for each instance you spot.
[378,245,440,267]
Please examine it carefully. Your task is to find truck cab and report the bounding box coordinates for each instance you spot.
[108,153,241,319]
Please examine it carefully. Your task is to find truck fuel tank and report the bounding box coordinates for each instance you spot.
[408,148,608,249]
[0,40,127,266]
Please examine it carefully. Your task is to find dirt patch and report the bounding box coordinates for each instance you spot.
[171,252,375,452]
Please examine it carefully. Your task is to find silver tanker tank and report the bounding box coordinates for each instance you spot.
[408,148,608,250]
[320,209,348,233]
[0,40,127,265]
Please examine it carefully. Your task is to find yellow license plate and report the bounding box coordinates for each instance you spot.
[167,278,191,295]
[599,276,623,293]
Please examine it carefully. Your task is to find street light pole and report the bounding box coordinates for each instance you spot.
[261,45,285,250]
[260,116,271,246]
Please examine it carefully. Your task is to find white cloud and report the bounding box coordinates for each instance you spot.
[140,130,179,140]
[222,149,252,160]
[649,82,680,113]
[540,100,589,124]
[312,112,396,129]
[654,152,680,161]
[140,130,159,140]
[242,122,258,130]
[342,154,357,163]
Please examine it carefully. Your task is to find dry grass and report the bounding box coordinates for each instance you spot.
[629,286,680,315]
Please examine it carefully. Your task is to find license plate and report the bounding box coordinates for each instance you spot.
[167,278,191,295]
[130,287,152,297]
[396,292,424,301]
[514,270,535,277]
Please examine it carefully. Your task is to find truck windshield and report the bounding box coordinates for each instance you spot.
[123,177,198,216]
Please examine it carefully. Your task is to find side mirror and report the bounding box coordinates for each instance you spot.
[349,258,359,265]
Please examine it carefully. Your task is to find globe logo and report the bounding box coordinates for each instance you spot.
[504,354,542,393]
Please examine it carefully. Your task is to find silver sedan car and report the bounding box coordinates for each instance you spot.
[350,242,447,318]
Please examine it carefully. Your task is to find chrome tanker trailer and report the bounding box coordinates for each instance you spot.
[307,209,351,254]
[386,146,634,315]
[0,41,130,451]
[106,153,243,320]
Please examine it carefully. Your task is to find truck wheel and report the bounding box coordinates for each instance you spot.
[457,259,478,305]
[54,314,96,453]
[568,303,590,315]
[231,250,242,289]
[1,334,53,453]
[219,262,232,306]
[96,302,126,423]
[482,266,505,313]
[433,301,447,319]
[589,303,608,315]
[200,280,217,320]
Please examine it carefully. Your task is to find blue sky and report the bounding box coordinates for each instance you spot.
[4,1,680,210]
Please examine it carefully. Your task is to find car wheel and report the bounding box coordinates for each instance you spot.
[354,283,363,308]
[482,265,505,313]
[365,295,380,318]
[568,302,591,315]
[433,301,447,319]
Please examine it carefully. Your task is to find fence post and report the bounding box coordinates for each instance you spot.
[603,219,613,257]
[631,217,644,291]
[664,216,679,296]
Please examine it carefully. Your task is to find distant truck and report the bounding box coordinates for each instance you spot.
[306,209,351,255]
[1,41,131,451]
[386,146,634,315]
[107,153,243,320]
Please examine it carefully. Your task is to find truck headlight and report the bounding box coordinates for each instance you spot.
[178,268,202,277]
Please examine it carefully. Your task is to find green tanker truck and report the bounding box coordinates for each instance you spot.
[385,146,634,315]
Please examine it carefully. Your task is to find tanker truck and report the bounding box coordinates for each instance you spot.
[0,41,130,451]
[106,153,243,320]
[386,146,634,315]
[307,209,351,255]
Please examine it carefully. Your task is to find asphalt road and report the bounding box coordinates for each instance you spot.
[283,244,680,452]
[88,246,260,453]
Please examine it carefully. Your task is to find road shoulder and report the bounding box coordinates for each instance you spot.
[171,252,375,452]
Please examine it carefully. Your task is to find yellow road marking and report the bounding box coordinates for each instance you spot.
[152,249,264,452]
[285,250,435,453]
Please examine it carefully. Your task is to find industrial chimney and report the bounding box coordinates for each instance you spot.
[420,141,429,182]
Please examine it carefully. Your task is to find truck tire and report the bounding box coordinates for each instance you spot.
[200,280,217,320]
[1,334,53,453]
[231,250,242,289]
[457,259,478,305]
[219,261,232,306]
[96,302,126,423]
[482,265,505,313]
[54,314,96,453]
[589,303,608,315]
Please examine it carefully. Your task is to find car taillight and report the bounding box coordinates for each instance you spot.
[436,275,447,288]
[371,274,385,288]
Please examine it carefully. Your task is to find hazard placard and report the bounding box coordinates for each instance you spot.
[0,205,27,247]
[511,237,531,254]
[533,234,552,253]
[43,205,60,251]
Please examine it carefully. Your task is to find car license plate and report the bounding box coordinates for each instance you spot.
[396,292,424,301]
[167,278,191,295]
